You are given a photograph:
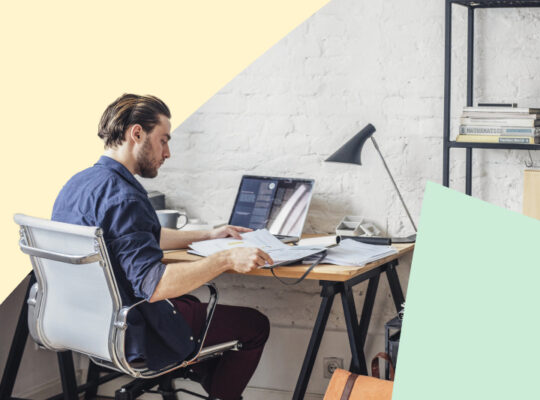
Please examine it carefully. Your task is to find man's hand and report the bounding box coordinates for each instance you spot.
[222,247,274,273]
[208,225,252,240]
[160,224,252,250]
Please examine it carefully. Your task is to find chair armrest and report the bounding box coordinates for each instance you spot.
[111,283,230,377]
[196,282,218,350]
[192,340,240,363]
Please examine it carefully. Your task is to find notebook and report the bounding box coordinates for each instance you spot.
[228,175,315,243]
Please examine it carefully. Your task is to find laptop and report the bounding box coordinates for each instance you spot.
[228,175,315,243]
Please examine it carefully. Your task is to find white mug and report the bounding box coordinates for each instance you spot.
[156,210,188,229]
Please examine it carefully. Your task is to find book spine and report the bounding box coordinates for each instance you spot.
[462,111,540,119]
[499,137,536,144]
[459,125,540,136]
[456,134,538,144]
[460,117,539,127]
[463,106,540,114]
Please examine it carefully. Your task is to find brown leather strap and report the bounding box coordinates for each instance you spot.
[340,372,359,400]
[371,352,395,381]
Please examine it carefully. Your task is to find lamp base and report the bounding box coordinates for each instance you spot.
[391,234,416,243]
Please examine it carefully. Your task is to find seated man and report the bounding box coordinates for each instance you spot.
[52,93,273,400]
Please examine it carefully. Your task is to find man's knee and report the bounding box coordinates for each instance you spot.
[241,307,270,347]
[254,309,270,342]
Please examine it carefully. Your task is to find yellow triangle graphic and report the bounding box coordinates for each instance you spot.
[0,0,330,304]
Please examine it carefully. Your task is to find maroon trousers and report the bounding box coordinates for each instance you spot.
[170,295,270,400]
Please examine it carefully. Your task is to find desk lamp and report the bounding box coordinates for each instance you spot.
[325,123,416,243]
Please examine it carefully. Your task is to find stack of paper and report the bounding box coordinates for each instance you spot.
[189,229,325,267]
[297,235,337,247]
[304,239,397,267]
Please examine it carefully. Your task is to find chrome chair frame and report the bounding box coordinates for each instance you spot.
[12,214,239,399]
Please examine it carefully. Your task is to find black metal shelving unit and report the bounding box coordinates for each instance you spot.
[442,0,540,195]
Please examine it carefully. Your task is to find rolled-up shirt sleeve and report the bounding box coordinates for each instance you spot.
[102,198,166,300]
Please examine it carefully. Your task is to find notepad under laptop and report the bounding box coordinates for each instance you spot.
[228,175,315,243]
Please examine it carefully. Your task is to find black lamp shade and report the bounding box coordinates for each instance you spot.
[325,123,376,165]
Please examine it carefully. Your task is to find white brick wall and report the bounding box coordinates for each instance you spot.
[140,0,540,395]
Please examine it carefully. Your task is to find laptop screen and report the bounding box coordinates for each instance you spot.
[228,175,315,237]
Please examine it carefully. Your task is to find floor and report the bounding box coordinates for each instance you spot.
[94,377,324,400]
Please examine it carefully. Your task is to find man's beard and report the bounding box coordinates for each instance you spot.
[136,138,160,178]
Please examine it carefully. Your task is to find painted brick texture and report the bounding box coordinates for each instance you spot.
[140,0,540,393]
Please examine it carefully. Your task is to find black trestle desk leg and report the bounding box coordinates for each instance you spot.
[0,274,35,400]
[292,282,336,400]
[385,261,405,313]
[358,274,380,349]
[57,351,78,400]
[341,284,367,375]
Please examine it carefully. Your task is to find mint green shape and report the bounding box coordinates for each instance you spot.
[392,182,540,400]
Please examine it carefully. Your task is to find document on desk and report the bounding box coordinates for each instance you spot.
[303,239,397,267]
[188,229,326,267]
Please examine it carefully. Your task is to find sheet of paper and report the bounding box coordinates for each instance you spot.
[303,239,397,267]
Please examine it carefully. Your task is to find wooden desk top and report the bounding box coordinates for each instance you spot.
[162,242,414,282]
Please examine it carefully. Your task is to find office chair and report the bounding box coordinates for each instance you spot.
[12,214,240,400]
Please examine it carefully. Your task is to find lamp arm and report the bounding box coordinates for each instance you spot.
[370,136,417,232]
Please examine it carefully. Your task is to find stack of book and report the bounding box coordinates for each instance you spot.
[456,106,540,144]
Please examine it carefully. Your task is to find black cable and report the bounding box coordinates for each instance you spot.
[270,251,327,285]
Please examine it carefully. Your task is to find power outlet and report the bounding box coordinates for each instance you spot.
[323,357,344,379]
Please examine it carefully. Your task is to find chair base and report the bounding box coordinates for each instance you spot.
[114,369,210,400]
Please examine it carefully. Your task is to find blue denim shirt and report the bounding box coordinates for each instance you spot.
[52,156,195,369]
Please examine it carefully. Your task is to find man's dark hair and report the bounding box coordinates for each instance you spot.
[98,94,171,148]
